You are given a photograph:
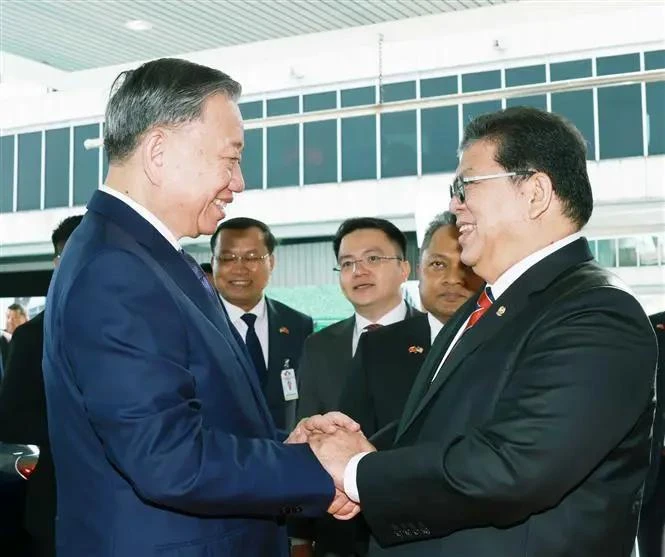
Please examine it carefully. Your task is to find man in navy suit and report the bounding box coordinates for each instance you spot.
[42,58,358,557]
[210,217,314,431]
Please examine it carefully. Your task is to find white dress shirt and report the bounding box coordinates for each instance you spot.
[99,185,181,251]
[352,299,407,356]
[344,232,583,503]
[221,297,269,368]
[427,312,445,345]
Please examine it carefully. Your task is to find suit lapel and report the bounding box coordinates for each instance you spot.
[266,299,288,380]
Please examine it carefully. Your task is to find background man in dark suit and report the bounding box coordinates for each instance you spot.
[339,210,483,438]
[638,310,665,557]
[0,215,82,557]
[1,303,28,368]
[41,58,357,557]
[295,217,420,557]
[211,217,314,431]
[308,106,658,556]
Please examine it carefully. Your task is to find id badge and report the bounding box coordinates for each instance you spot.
[280,359,298,401]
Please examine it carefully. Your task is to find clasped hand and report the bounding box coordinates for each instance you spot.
[286,412,376,520]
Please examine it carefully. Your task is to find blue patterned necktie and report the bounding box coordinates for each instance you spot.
[180,250,219,306]
[241,313,268,385]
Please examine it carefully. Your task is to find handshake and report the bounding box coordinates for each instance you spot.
[285,412,376,520]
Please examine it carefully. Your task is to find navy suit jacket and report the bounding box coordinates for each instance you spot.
[42,191,334,557]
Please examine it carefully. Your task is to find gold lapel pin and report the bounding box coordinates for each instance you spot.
[279,326,290,334]
[496,306,506,316]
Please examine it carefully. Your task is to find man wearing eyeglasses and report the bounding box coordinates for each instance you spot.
[305,107,658,557]
[210,217,314,431]
[295,217,421,557]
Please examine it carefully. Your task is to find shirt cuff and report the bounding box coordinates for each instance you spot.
[343,451,371,503]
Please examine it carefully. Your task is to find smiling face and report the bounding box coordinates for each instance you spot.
[154,93,245,239]
[418,225,484,323]
[337,228,410,320]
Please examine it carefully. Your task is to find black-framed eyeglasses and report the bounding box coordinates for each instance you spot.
[333,255,404,274]
[449,169,537,203]
[215,253,270,267]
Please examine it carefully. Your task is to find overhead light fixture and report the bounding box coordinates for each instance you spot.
[124,19,153,31]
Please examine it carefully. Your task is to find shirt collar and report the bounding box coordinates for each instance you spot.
[99,185,181,251]
[427,312,445,344]
[489,232,582,299]
[355,299,407,335]
[222,296,267,324]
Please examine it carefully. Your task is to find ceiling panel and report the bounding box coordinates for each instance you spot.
[0,0,515,72]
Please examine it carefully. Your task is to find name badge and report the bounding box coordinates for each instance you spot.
[280,359,298,401]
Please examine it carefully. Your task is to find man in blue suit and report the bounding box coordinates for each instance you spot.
[42,58,357,557]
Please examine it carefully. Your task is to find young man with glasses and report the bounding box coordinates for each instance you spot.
[210,217,314,431]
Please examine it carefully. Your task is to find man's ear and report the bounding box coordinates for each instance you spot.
[526,171,554,220]
[142,127,167,185]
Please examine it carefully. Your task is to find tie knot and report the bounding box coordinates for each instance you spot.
[241,313,257,328]
[363,323,383,332]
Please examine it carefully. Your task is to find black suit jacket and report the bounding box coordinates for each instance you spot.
[357,238,658,557]
[0,312,55,544]
[263,298,313,431]
[339,314,432,439]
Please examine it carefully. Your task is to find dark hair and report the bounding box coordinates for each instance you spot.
[210,217,277,254]
[51,215,84,254]
[104,58,241,163]
[333,217,407,260]
[460,106,593,228]
[421,211,456,252]
[200,262,213,274]
[8,303,26,316]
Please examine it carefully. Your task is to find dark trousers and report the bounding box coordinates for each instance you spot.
[639,461,665,557]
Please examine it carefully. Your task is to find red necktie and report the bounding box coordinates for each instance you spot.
[464,287,494,331]
[363,323,383,332]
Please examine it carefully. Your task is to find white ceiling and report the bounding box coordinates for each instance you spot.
[0,0,513,72]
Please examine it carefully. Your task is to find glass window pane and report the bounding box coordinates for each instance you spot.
[267,125,299,188]
[241,128,263,190]
[463,101,501,127]
[598,84,643,159]
[73,124,100,206]
[505,65,545,87]
[341,116,376,181]
[645,50,665,70]
[421,106,459,175]
[588,239,598,260]
[267,96,299,117]
[45,128,70,209]
[381,81,416,102]
[462,70,501,93]
[420,76,457,98]
[596,239,617,267]
[304,92,336,113]
[618,238,638,267]
[17,132,41,211]
[0,135,14,213]
[638,236,659,267]
[596,53,640,76]
[550,59,592,81]
[381,111,417,178]
[341,86,375,108]
[551,90,595,160]
[304,120,337,185]
[647,82,665,155]
[506,95,547,110]
[240,101,263,120]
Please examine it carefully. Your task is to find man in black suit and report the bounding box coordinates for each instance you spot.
[0,215,83,557]
[295,217,420,557]
[211,217,314,431]
[638,310,665,557]
[307,107,658,556]
[339,211,483,438]
[1,303,28,368]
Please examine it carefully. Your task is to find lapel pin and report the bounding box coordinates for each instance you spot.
[657,323,664,330]
[279,326,290,335]
[496,306,506,317]
[408,345,424,354]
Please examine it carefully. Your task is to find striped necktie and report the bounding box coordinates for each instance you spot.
[464,286,494,332]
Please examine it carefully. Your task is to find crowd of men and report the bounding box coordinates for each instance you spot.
[0,57,662,557]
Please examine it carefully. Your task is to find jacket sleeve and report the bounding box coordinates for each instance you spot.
[60,250,334,518]
[357,287,657,545]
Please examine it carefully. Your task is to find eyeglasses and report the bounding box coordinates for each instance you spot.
[333,255,404,274]
[215,253,270,268]
[449,170,536,203]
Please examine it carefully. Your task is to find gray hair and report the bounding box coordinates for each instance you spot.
[420,211,457,253]
[104,58,241,163]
